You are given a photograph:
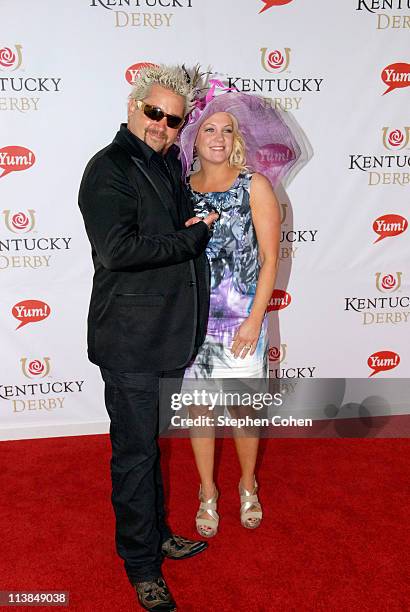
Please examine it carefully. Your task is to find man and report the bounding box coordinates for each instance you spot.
[79,65,217,611]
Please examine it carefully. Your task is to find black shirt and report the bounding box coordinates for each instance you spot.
[118,123,181,226]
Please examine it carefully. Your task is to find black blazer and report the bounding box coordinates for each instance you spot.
[78,125,210,372]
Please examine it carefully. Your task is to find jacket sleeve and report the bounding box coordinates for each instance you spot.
[78,153,209,272]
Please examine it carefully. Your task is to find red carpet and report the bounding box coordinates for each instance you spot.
[1,435,409,611]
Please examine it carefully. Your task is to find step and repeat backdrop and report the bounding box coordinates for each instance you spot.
[1,0,409,440]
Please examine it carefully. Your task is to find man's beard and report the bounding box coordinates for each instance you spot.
[144,127,167,153]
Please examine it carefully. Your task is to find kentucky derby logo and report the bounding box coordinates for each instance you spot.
[269,344,287,363]
[260,48,291,73]
[0,45,61,113]
[21,357,51,379]
[125,62,157,85]
[368,351,400,377]
[3,209,35,233]
[381,63,410,95]
[0,44,23,70]
[259,0,293,13]
[375,272,402,293]
[382,127,410,150]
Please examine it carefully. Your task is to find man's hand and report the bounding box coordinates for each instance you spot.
[185,211,219,228]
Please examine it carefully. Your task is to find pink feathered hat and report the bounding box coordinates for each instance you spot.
[179,82,311,188]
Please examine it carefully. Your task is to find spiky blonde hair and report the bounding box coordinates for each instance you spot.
[129,64,196,116]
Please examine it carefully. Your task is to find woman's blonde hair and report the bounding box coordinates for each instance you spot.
[227,113,247,172]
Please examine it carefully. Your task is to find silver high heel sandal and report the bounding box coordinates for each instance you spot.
[196,485,219,538]
[239,479,263,529]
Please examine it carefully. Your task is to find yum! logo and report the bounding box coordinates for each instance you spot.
[382,127,410,150]
[12,300,51,330]
[260,47,291,73]
[381,62,410,95]
[0,44,23,71]
[125,62,157,85]
[375,272,402,293]
[267,289,292,312]
[373,214,408,243]
[0,146,36,179]
[256,143,295,171]
[3,209,35,233]
[21,357,51,379]
[259,0,294,14]
[268,344,287,363]
[368,351,400,377]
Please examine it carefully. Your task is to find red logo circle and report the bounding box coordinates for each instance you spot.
[28,360,45,376]
[267,50,284,70]
[388,129,404,147]
[267,290,292,312]
[0,47,16,68]
[381,274,396,290]
[268,347,280,361]
[125,62,157,85]
[11,212,29,230]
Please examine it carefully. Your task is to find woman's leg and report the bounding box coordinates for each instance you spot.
[189,405,218,534]
[229,405,263,528]
[232,434,259,492]
[189,405,216,500]
[227,401,260,489]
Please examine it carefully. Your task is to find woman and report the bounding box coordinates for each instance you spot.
[179,89,306,537]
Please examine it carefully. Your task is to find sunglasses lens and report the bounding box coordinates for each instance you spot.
[166,115,183,129]
[143,104,164,122]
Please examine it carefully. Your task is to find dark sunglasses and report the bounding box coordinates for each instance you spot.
[136,100,184,129]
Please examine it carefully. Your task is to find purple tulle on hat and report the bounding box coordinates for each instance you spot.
[179,89,311,188]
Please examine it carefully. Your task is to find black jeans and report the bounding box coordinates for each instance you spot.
[100,367,184,583]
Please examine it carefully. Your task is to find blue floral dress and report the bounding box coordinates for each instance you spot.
[184,172,268,379]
